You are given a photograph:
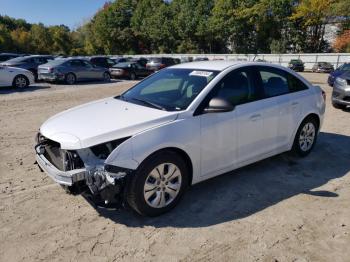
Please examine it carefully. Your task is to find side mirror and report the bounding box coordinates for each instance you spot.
[204,97,234,113]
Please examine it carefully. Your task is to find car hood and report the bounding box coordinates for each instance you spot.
[40,97,178,149]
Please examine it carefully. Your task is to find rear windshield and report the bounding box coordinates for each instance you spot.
[113,62,131,68]
[149,58,162,63]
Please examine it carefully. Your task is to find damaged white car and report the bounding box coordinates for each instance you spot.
[35,61,325,216]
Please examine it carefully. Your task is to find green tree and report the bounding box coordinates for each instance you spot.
[29,23,53,54]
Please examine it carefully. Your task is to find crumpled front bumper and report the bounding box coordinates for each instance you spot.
[35,151,86,186]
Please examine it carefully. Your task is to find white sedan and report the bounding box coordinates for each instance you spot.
[0,65,34,88]
[35,61,326,216]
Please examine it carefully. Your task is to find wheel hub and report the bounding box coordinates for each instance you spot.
[143,163,182,208]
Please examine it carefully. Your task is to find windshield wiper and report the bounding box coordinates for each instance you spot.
[130,97,166,111]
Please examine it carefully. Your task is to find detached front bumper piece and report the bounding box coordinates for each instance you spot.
[35,151,86,186]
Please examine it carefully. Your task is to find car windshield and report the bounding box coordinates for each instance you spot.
[117,68,219,111]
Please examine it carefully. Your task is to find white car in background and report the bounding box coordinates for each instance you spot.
[35,61,326,216]
[0,65,34,88]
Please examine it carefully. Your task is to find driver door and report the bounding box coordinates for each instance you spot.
[199,67,259,178]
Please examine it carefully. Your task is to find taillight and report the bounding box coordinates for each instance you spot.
[322,90,326,101]
[159,64,166,69]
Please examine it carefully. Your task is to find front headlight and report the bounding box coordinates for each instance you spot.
[335,77,347,87]
[90,137,130,159]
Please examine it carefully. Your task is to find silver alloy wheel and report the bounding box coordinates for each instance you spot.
[15,76,27,88]
[103,72,111,81]
[66,74,75,85]
[299,122,316,152]
[143,163,182,209]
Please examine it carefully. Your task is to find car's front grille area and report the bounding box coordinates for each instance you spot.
[347,79,350,85]
[37,134,84,171]
[343,96,350,102]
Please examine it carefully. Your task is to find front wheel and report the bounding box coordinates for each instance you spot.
[12,75,29,88]
[127,151,189,216]
[291,117,319,157]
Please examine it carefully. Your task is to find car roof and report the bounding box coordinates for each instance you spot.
[170,60,244,71]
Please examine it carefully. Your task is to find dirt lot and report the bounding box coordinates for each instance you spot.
[0,74,349,262]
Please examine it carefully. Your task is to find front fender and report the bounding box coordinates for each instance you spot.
[105,138,139,170]
[105,117,202,184]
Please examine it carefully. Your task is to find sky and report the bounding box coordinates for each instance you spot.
[1,0,108,29]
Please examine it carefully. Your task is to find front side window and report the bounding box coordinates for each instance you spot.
[257,67,289,97]
[119,68,219,111]
[212,68,257,106]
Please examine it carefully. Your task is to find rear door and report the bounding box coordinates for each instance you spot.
[254,66,294,152]
[68,60,85,79]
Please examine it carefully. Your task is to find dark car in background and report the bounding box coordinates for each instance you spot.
[312,62,334,73]
[130,57,148,67]
[146,57,176,71]
[288,59,304,72]
[328,63,350,86]
[88,56,115,68]
[0,53,22,62]
[38,58,111,84]
[1,55,54,80]
[193,57,209,62]
[110,62,154,80]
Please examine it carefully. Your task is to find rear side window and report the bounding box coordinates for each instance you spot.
[288,74,308,92]
[257,67,289,97]
[69,60,83,67]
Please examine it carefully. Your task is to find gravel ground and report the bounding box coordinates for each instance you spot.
[0,74,349,262]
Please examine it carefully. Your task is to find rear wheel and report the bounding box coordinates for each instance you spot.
[127,151,189,216]
[103,72,111,82]
[292,117,319,157]
[130,72,137,80]
[12,75,29,88]
[65,73,76,85]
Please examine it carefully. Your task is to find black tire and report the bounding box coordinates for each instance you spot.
[127,151,189,216]
[291,117,319,157]
[65,73,76,85]
[12,75,29,88]
[130,72,137,80]
[103,72,111,82]
[332,102,347,110]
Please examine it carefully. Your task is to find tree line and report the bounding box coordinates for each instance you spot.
[0,0,349,56]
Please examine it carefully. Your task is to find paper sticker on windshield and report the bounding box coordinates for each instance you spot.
[189,71,213,77]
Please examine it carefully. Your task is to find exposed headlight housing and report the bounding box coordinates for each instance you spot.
[90,137,131,159]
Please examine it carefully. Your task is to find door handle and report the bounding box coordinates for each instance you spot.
[249,114,261,121]
[291,102,299,106]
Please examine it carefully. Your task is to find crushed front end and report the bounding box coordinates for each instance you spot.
[34,133,134,207]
